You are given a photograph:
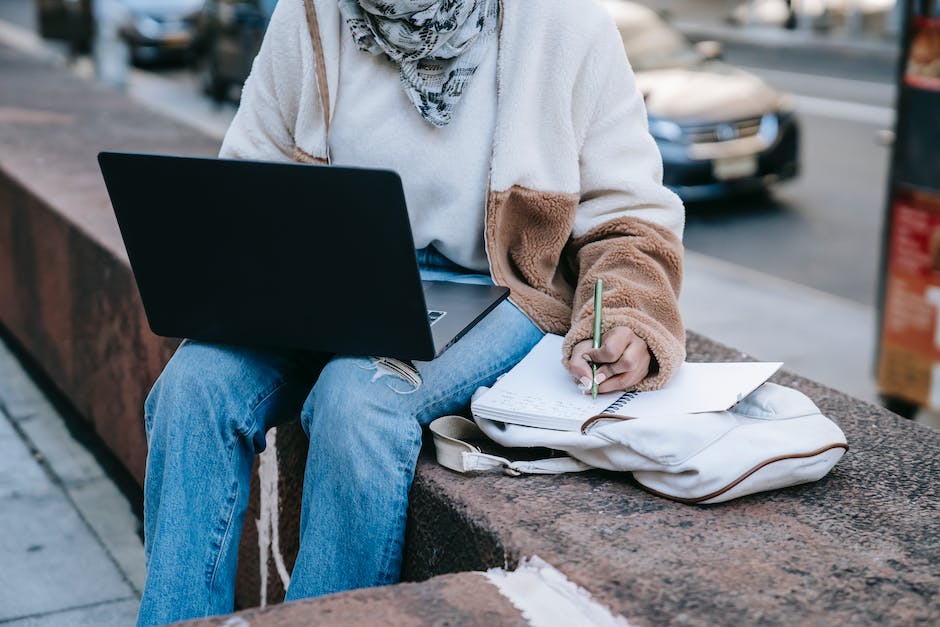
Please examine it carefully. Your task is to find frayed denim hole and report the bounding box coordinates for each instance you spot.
[358,357,423,395]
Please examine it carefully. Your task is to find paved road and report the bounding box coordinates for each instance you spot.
[680,48,895,308]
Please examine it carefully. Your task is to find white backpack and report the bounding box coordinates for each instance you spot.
[430,383,848,504]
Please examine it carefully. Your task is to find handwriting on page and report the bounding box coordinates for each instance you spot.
[472,334,783,431]
[480,389,596,422]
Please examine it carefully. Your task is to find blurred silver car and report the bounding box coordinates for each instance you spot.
[604,1,800,201]
[117,0,205,64]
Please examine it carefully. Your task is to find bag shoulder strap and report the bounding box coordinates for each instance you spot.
[429,415,591,476]
[302,0,331,162]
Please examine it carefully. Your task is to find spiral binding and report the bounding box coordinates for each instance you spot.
[603,390,638,414]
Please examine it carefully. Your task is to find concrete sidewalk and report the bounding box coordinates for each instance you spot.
[0,337,144,625]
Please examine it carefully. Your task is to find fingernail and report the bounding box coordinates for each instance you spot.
[595,373,606,384]
[578,376,591,390]
[581,353,593,363]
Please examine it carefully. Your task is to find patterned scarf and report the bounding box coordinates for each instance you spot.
[337,0,500,127]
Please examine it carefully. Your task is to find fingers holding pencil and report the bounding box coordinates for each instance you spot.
[566,327,652,394]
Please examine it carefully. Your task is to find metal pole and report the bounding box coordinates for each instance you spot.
[92,0,129,89]
[886,0,904,37]
[793,0,815,30]
[846,0,864,37]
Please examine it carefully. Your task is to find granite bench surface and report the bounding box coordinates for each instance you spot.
[405,335,940,625]
[1,45,938,625]
[179,572,529,627]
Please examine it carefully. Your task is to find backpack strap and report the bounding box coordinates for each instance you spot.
[429,415,591,476]
[302,0,331,163]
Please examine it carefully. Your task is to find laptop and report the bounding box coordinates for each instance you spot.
[97,152,509,361]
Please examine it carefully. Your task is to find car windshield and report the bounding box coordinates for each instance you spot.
[618,12,700,71]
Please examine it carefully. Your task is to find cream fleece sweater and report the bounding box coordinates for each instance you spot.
[328,24,497,272]
[220,0,688,390]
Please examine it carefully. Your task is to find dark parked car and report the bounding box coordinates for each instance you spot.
[199,0,276,101]
[605,1,800,201]
[117,0,205,65]
[36,0,204,64]
[36,0,94,54]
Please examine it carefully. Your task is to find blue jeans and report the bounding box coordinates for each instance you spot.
[136,249,544,626]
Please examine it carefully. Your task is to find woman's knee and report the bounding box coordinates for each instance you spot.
[145,341,288,445]
[300,358,422,456]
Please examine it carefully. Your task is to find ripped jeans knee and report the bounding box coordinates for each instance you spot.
[358,357,423,394]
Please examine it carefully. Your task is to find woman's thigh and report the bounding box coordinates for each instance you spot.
[291,299,543,597]
[146,340,325,449]
[303,299,544,434]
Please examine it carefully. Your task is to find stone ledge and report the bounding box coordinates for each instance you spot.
[0,44,219,486]
[178,572,527,626]
[404,347,940,624]
[2,43,938,625]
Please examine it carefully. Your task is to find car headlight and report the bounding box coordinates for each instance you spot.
[135,15,163,39]
[648,118,684,142]
[759,112,780,142]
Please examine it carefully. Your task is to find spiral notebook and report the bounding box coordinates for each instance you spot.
[471,334,782,431]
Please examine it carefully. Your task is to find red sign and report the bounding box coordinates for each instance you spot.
[904,17,940,91]
[879,190,940,404]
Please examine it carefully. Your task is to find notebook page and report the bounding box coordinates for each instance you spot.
[472,334,616,425]
[604,361,783,418]
[473,334,783,426]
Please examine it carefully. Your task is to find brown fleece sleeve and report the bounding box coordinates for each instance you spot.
[561,216,685,391]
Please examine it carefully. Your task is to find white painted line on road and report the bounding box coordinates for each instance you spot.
[791,94,894,126]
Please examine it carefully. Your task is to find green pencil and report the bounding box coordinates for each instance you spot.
[592,278,603,399]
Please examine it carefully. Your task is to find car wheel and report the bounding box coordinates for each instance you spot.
[128,45,143,67]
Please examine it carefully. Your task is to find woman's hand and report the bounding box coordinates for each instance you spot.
[565,327,652,394]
